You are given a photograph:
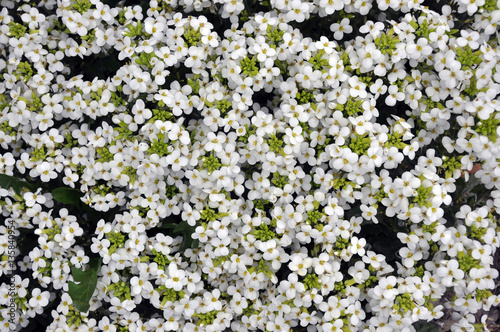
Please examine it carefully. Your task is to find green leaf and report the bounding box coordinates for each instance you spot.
[413,321,439,332]
[178,236,194,252]
[159,223,176,229]
[68,257,101,313]
[160,219,199,251]
[52,187,84,207]
[173,220,191,233]
[0,174,35,195]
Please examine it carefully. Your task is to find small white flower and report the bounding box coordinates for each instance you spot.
[28,288,50,308]
[436,260,464,286]
[330,18,352,40]
[288,254,312,276]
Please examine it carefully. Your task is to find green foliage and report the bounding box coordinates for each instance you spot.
[332,237,349,251]
[296,89,314,104]
[384,132,407,149]
[474,116,499,142]
[251,223,277,241]
[456,46,483,70]
[135,52,155,68]
[271,172,288,189]
[266,26,285,47]
[8,22,26,38]
[115,121,134,140]
[0,173,36,196]
[216,99,232,115]
[468,224,487,241]
[93,184,111,196]
[349,135,371,155]
[187,76,200,94]
[306,210,324,225]
[240,56,259,77]
[238,124,257,143]
[374,30,399,55]
[64,132,78,149]
[152,249,171,269]
[202,154,222,173]
[374,189,386,202]
[81,29,96,43]
[248,259,275,280]
[72,0,92,14]
[96,147,114,162]
[441,156,462,179]
[337,97,363,117]
[457,250,481,273]
[149,108,174,122]
[30,147,48,162]
[15,62,34,82]
[267,134,285,156]
[107,231,126,254]
[148,133,170,156]
[253,199,271,211]
[308,50,330,70]
[414,18,434,39]
[165,185,180,199]
[160,219,199,251]
[413,184,433,208]
[361,275,378,288]
[68,257,102,313]
[303,273,321,290]
[108,281,132,301]
[184,27,201,46]
[475,289,493,301]
[331,177,354,190]
[463,76,486,98]
[193,310,220,327]
[199,206,228,222]
[52,187,84,210]
[481,0,499,11]
[393,293,416,314]
[65,306,85,327]
[157,285,185,304]
[123,21,143,38]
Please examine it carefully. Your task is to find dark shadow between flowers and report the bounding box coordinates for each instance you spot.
[61,49,122,82]
[358,215,404,268]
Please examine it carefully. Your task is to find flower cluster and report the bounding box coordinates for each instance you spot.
[0,0,499,331]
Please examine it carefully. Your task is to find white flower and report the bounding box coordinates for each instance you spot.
[20,7,45,30]
[330,18,352,40]
[360,204,378,223]
[182,203,201,226]
[70,249,90,268]
[34,162,58,182]
[212,236,231,257]
[98,317,117,332]
[28,288,50,308]
[62,169,79,188]
[383,147,404,169]
[205,132,225,152]
[385,85,405,106]
[349,111,372,135]
[295,65,322,89]
[350,237,366,256]
[288,254,312,276]
[166,150,188,172]
[286,0,311,23]
[279,273,306,299]
[436,260,464,286]
[406,38,433,60]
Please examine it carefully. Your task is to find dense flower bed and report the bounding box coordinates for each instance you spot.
[0,0,500,331]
